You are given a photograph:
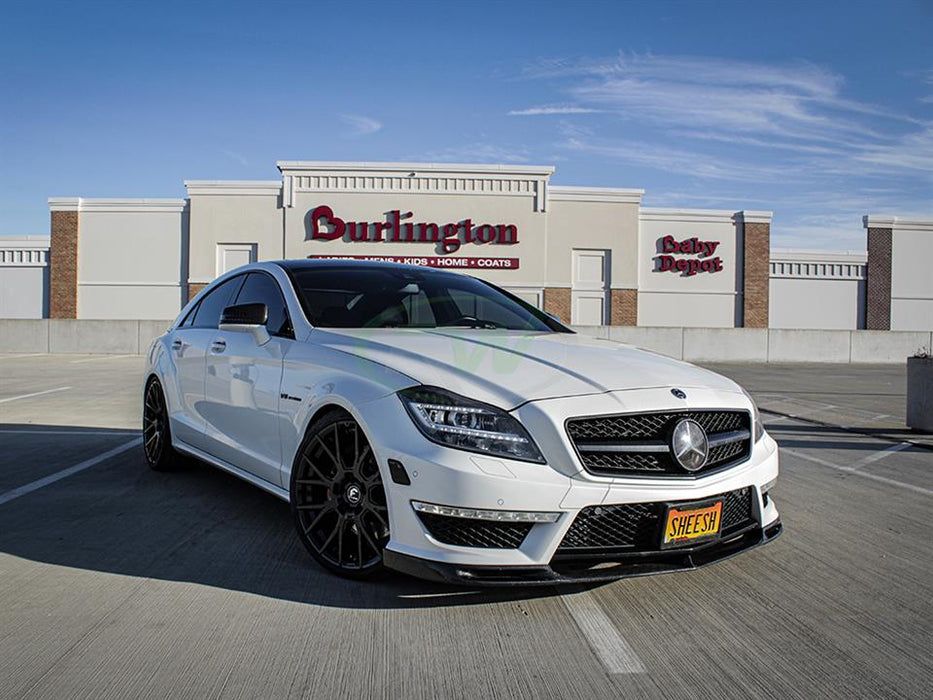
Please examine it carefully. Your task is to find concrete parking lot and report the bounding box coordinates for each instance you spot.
[1,354,931,699]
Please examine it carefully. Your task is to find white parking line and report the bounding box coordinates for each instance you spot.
[782,446,932,497]
[0,438,141,506]
[851,442,913,471]
[561,591,646,675]
[0,429,139,436]
[0,386,72,404]
[69,354,137,364]
[764,405,837,425]
[0,353,47,360]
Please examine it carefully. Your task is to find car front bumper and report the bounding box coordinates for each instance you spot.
[353,386,781,585]
[384,519,783,585]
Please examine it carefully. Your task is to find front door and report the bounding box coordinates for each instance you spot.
[202,272,293,487]
[168,275,245,450]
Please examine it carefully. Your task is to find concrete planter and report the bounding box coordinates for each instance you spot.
[907,356,933,432]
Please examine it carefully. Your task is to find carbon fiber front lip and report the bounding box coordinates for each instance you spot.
[383,519,783,587]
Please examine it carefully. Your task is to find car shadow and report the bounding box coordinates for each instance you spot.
[0,424,605,609]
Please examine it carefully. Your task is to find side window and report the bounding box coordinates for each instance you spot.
[234,272,293,338]
[192,276,245,329]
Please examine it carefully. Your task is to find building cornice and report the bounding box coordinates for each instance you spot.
[863,215,933,231]
[185,181,282,196]
[549,186,644,204]
[639,207,739,224]
[0,237,50,247]
[276,161,556,177]
[735,210,774,225]
[48,198,188,213]
[770,249,867,263]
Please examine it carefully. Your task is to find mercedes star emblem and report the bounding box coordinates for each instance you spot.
[671,418,709,472]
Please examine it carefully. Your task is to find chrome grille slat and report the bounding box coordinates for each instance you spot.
[567,410,752,477]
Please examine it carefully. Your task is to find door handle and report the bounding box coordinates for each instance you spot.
[210,338,227,353]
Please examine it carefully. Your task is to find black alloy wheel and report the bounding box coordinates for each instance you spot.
[291,410,390,578]
[143,378,182,471]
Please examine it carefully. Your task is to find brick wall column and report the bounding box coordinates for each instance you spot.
[49,204,80,318]
[864,216,893,330]
[610,289,638,325]
[543,287,571,324]
[739,211,771,328]
[188,283,207,302]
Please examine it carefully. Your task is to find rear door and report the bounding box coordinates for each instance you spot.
[202,271,293,487]
[167,275,244,450]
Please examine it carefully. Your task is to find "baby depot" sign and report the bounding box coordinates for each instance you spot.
[654,236,724,276]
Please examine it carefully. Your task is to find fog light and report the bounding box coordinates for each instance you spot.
[411,501,561,523]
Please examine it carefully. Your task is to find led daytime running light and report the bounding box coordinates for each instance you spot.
[412,404,529,443]
[412,500,561,523]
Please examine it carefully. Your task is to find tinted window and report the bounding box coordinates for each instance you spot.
[289,266,566,332]
[192,276,245,329]
[179,301,199,328]
[234,272,293,337]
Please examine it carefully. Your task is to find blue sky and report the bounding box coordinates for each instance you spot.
[1,0,930,249]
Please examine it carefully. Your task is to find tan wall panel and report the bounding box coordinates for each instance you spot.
[79,211,184,285]
[546,200,639,288]
[188,194,282,283]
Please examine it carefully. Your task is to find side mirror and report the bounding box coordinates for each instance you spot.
[219,303,271,346]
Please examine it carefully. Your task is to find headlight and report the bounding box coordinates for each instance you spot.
[398,386,545,463]
[741,388,764,443]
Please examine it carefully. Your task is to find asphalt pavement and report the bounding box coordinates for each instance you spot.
[0,354,930,699]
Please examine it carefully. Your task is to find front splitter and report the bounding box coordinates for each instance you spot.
[384,520,783,587]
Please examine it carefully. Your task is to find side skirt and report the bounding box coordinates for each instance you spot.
[173,438,291,502]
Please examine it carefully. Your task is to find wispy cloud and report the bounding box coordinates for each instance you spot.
[559,137,795,182]
[413,143,530,164]
[508,105,601,116]
[520,52,926,155]
[221,149,249,167]
[517,52,932,249]
[340,114,382,137]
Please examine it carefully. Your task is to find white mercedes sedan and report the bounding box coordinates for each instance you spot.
[143,260,781,584]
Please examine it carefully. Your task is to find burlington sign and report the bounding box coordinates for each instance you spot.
[308,205,519,255]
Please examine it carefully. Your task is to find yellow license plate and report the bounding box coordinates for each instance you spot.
[662,500,723,548]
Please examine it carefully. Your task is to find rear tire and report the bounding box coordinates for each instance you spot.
[143,378,184,471]
[290,409,390,579]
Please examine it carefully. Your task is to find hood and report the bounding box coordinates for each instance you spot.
[309,328,742,409]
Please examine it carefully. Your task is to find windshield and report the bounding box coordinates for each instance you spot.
[288,266,569,332]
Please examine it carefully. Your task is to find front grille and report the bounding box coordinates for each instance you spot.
[555,487,754,555]
[416,512,532,549]
[567,410,752,477]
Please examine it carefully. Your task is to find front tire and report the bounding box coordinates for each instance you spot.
[143,378,183,471]
[290,410,390,578]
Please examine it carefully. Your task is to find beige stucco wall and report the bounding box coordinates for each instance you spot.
[637,210,743,327]
[890,222,933,331]
[546,192,641,290]
[77,203,186,319]
[185,183,282,285]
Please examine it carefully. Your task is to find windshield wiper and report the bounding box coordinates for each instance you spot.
[439,316,501,330]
